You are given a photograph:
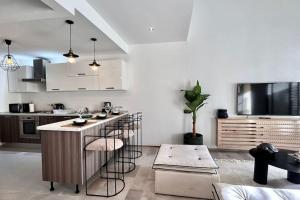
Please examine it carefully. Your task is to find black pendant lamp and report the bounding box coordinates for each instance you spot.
[63,20,79,63]
[89,38,100,70]
[1,39,20,71]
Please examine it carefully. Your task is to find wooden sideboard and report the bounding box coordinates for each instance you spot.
[217,118,300,151]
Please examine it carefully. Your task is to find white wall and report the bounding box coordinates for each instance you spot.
[0,70,21,112]
[187,0,300,146]
[20,0,300,146]
[22,42,189,145]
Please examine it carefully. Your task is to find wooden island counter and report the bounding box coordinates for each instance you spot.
[37,113,127,193]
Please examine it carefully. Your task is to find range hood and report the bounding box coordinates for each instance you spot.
[22,59,49,82]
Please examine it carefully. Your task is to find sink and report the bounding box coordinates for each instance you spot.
[53,109,74,115]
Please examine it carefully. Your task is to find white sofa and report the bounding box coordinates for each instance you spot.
[153,144,220,199]
[213,183,300,200]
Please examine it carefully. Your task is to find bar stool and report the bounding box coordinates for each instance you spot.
[133,112,143,158]
[108,117,136,173]
[84,124,125,197]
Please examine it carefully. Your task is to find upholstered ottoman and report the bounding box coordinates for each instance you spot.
[153,144,220,199]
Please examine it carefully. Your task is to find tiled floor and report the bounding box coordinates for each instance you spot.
[0,145,253,200]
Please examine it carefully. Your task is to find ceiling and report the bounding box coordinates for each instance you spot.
[86,0,194,44]
[0,0,194,63]
[0,0,126,64]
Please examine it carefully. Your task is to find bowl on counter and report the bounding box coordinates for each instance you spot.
[95,112,107,119]
[112,111,120,115]
[73,118,87,126]
[81,114,93,119]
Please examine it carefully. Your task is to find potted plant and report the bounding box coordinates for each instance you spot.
[183,80,209,145]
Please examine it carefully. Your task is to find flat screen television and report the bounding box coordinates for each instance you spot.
[237,82,300,116]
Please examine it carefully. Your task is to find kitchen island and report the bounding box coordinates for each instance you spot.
[37,113,127,193]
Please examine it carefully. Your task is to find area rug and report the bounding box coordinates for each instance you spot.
[216,159,300,190]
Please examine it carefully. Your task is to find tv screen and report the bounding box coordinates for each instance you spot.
[237,82,300,115]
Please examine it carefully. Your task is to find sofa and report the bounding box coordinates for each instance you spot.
[212,183,300,200]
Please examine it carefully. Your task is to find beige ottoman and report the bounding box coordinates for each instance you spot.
[153,144,220,199]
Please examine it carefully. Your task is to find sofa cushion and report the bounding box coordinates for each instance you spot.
[213,183,300,200]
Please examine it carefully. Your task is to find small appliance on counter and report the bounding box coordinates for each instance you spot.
[103,102,112,113]
[9,104,23,113]
[51,103,65,110]
[22,103,35,113]
[112,106,122,115]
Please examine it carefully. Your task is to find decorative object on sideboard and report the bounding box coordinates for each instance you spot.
[217,109,228,119]
[1,39,20,71]
[63,20,79,64]
[182,80,209,145]
[289,151,300,164]
[89,38,100,71]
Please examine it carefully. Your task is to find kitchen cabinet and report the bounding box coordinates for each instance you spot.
[46,63,74,91]
[99,59,128,90]
[8,67,45,93]
[66,61,99,76]
[46,59,127,91]
[0,116,19,143]
[39,116,57,125]
[39,115,77,125]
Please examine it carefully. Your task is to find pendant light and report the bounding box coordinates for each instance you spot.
[89,38,100,71]
[1,39,20,71]
[63,20,79,64]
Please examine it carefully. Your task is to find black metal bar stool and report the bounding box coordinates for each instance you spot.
[84,124,125,197]
[126,112,143,159]
[134,112,143,158]
[109,117,136,173]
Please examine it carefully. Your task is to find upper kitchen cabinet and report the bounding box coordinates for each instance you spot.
[46,61,100,91]
[99,59,128,90]
[8,66,46,93]
[46,63,74,91]
[65,60,99,77]
[46,59,127,92]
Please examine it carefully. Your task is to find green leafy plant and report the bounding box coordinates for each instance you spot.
[183,81,209,138]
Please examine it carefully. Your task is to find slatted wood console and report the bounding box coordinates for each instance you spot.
[217,118,300,151]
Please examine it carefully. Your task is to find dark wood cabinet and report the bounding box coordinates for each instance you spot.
[0,116,20,143]
[39,116,57,126]
[0,115,77,144]
[55,116,77,122]
[39,115,77,125]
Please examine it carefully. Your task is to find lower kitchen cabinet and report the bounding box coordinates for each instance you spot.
[0,115,77,144]
[39,116,77,125]
[0,116,20,143]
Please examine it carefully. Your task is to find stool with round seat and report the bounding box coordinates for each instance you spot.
[84,124,125,197]
[123,112,143,159]
[108,117,136,173]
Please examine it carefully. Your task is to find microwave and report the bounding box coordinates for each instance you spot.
[9,104,23,113]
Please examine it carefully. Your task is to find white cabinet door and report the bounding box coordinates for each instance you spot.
[68,75,99,91]
[66,61,99,76]
[99,60,127,90]
[46,60,127,92]
[46,63,74,91]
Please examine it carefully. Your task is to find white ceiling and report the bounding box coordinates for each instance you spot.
[87,0,194,44]
[0,0,194,63]
[0,0,125,64]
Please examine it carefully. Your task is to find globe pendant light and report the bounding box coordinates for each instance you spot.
[1,39,20,71]
[63,20,79,63]
[89,38,100,71]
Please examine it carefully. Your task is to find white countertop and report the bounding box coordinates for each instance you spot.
[37,113,127,132]
[0,112,79,117]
